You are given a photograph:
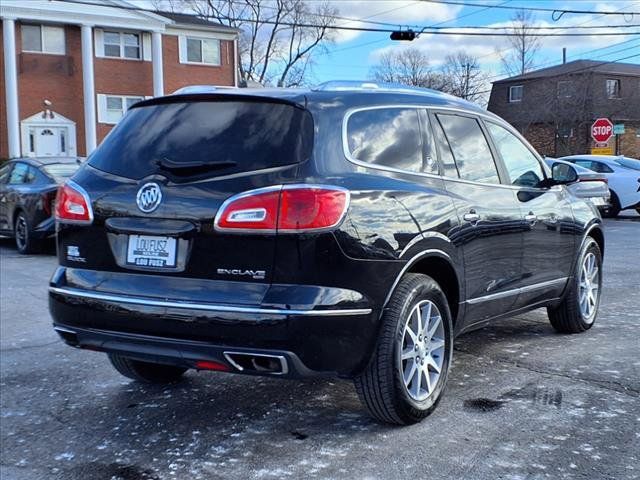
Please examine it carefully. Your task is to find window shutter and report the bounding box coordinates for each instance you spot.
[94,29,104,57]
[142,32,151,61]
[178,35,187,64]
[96,94,107,123]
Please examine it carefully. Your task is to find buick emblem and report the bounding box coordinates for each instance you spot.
[136,183,162,213]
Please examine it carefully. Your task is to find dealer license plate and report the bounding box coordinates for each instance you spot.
[126,235,177,268]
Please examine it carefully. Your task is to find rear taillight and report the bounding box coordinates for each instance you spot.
[55,181,93,224]
[215,185,349,233]
[579,177,608,184]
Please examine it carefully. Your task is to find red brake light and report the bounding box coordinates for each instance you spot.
[55,181,93,224]
[215,185,349,233]
[278,187,349,231]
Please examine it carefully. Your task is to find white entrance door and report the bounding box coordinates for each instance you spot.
[33,127,67,156]
[21,111,76,158]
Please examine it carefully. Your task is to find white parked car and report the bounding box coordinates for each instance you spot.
[544,158,611,215]
[559,155,640,217]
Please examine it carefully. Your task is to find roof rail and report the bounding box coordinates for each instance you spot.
[171,85,237,95]
[311,80,443,95]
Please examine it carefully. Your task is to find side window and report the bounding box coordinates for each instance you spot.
[486,122,545,188]
[346,108,423,173]
[0,164,12,184]
[8,163,29,185]
[591,162,614,174]
[436,114,500,184]
[431,115,459,178]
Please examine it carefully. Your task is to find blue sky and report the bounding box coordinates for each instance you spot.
[307,0,640,84]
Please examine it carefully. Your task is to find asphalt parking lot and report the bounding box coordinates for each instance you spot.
[1,214,639,480]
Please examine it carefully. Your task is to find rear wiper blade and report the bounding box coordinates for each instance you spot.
[156,157,237,172]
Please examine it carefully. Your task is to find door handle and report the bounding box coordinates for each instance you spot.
[525,212,537,224]
[463,211,480,224]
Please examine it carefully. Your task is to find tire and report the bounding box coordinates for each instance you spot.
[603,192,621,218]
[547,237,602,334]
[108,353,187,384]
[354,274,453,425]
[14,211,41,254]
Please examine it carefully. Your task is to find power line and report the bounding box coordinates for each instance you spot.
[476,54,640,96]
[322,0,512,55]
[418,0,640,17]
[57,0,640,37]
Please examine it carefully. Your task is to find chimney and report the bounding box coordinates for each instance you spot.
[562,48,566,64]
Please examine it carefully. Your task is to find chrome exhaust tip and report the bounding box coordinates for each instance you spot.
[223,351,288,375]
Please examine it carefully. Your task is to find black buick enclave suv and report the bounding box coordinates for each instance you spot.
[50,82,604,425]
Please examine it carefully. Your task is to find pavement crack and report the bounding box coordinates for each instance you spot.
[455,348,640,399]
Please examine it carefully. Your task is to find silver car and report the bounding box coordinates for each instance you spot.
[544,158,611,214]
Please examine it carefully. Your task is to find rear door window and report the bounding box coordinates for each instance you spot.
[436,114,500,184]
[486,122,545,188]
[88,99,314,181]
[0,164,12,184]
[8,163,29,184]
[346,108,424,173]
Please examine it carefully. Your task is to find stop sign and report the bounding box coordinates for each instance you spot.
[591,118,614,143]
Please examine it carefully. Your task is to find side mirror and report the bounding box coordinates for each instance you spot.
[551,162,579,184]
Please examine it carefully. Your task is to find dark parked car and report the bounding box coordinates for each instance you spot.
[0,157,81,253]
[49,83,604,425]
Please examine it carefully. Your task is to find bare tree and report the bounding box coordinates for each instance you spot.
[370,48,445,89]
[179,0,335,87]
[499,9,542,76]
[440,52,488,102]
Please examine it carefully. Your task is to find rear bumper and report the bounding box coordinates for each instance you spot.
[53,324,318,378]
[49,269,380,377]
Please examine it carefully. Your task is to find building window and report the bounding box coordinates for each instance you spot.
[606,79,621,99]
[98,94,144,124]
[103,31,141,59]
[186,37,221,65]
[509,85,523,103]
[21,24,65,54]
[557,81,573,98]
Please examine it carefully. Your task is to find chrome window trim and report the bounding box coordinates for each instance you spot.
[464,277,568,305]
[49,286,372,317]
[341,104,557,192]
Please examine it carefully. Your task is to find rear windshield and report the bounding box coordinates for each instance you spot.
[42,163,79,180]
[88,100,314,181]
[615,157,640,171]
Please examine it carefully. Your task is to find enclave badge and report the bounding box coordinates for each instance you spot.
[136,183,162,213]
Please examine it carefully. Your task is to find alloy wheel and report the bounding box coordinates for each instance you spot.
[579,252,600,323]
[400,300,446,402]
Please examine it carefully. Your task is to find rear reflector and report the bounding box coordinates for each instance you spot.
[215,185,349,233]
[195,360,231,371]
[55,181,93,224]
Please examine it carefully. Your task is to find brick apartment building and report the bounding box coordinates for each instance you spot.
[488,60,640,158]
[1,0,239,160]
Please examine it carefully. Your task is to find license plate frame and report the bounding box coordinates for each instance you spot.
[126,234,178,269]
